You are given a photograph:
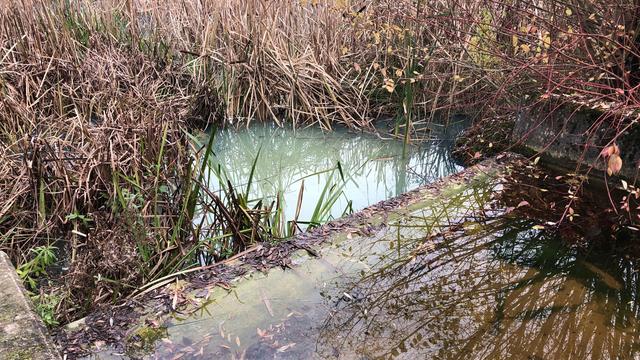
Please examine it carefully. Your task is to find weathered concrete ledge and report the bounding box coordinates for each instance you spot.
[0,251,61,360]
[60,154,519,358]
[513,100,640,179]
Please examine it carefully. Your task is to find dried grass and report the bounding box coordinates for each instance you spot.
[1,0,638,323]
[0,3,205,321]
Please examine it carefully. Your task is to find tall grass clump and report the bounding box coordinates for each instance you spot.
[0,1,216,323]
[0,1,377,324]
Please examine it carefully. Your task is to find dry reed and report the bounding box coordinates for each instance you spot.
[1,0,638,324]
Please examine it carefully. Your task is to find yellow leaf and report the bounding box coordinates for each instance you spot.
[608,154,623,175]
[512,34,519,48]
[541,54,549,64]
[601,144,620,157]
[520,44,531,54]
[542,32,551,49]
[565,8,572,16]
[383,78,395,93]
[373,32,381,45]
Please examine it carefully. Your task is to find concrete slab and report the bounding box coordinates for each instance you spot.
[513,100,640,179]
[0,251,61,360]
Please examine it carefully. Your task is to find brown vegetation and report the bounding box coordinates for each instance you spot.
[1,0,639,325]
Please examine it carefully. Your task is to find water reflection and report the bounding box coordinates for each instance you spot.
[208,122,463,224]
[317,215,640,359]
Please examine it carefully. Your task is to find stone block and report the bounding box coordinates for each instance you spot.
[0,251,60,360]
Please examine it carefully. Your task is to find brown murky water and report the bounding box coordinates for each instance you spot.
[92,174,640,359]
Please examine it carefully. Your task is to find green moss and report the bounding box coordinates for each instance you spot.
[0,304,15,322]
[5,343,49,359]
[6,348,34,360]
[126,324,168,357]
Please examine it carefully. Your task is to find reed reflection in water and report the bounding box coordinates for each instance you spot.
[317,215,640,359]
[208,123,463,225]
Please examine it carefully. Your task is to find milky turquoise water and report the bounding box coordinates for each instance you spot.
[207,123,462,226]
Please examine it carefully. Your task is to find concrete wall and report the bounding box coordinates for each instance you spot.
[512,101,640,180]
[0,252,61,360]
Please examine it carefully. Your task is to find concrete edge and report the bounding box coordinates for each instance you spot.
[512,100,639,180]
[0,251,61,360]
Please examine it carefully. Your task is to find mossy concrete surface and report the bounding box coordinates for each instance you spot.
[0,251,61,360]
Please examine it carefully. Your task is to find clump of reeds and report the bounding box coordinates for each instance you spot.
[0,0,372,323]
[0,2,214,322]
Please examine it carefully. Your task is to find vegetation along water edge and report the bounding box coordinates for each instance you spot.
[0,0,639,357]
